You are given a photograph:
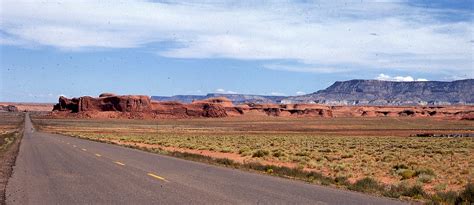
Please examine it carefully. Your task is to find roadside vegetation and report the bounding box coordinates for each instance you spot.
[32,114,474,204]
[0,112,24,203]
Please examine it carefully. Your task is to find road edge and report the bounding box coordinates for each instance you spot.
[0,113,24,204]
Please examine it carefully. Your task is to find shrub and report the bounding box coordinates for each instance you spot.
[434,183,447,192]
[383,184,408,198]
[307,171,333,185]
[319,148,332,153]
[417,173,434,183]
[431,183,474,204]
[220,147,232,153]
[393,164,409,170]
[398,169,416,179]
[295,151,310,156]
[457,183,474,204]
[349,177,382,193]
[252,149,269,158]
[415,167,436,177]
[341,154,353,159]
[402,185,426,198]
[272,150,285,157]
[238,147,250,154]
[430,191,458,205]
[215,158,235,166]
[334,176,349,186]
[325,155,340,162]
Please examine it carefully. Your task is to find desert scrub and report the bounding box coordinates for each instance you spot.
[252,149,269,158]
[32,115,474,195]
[55,130,474,193]
[349,177,382,193]
[0,132,18,152]
[417,174,434,183]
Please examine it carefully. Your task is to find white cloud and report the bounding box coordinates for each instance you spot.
[215,88,237,94]
[376,74,429,82]
[0,1,472,76]
[270,92,285,96]
[296,91,306,95]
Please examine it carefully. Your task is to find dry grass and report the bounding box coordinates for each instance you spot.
[0,112,24,203]
[32,114,474,202]
[0,112,24,152]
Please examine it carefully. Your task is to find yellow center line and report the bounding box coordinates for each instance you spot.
[147,173,169,182]
[95,154,102,157]
[114,161,126,166]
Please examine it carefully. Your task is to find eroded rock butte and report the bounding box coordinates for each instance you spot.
[52,94,474,120]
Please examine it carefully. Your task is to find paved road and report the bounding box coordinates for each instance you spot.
[6,114,406,204]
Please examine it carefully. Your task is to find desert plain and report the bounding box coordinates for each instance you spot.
[28,100,474,203]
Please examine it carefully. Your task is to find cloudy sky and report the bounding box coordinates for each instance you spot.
[1,0,473,102]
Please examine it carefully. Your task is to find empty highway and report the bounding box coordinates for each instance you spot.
[6,114,405,204]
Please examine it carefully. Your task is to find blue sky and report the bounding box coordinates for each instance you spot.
[1,0,473,102]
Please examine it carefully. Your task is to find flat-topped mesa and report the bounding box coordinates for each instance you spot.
[192,97,234,107]
[53,95,231,118]
[53,95,152,113]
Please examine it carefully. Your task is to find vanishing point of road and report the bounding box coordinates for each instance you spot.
[6,114,406,204]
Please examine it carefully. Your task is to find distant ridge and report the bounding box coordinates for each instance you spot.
[153,79,473,106]
[284,79,473,105]
[152,93,286,104]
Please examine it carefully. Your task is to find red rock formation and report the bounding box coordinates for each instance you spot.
[53,95,151,113]
[99,93,117,98]
[461,112,474,120]
[52,95,474,120]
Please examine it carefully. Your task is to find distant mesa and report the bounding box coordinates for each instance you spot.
[192,97,234,107]
[153,79,474,106]
[51,79,473,119]
[284,79,474,105]
[152,93,286,104]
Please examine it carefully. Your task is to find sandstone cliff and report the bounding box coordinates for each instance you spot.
[52,94,473,120]
[284,79,473,105]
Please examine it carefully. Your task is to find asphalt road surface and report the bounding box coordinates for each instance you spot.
[6,114,406,204]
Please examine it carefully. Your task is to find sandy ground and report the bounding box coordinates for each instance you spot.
[0,102,54,112]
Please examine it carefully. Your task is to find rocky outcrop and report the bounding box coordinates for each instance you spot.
[461,113,474,120]
[53,95,152,112]
[0,105,18,112]
[53,95,229,118]
[52,95,473,119]
[99,93,117,98]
